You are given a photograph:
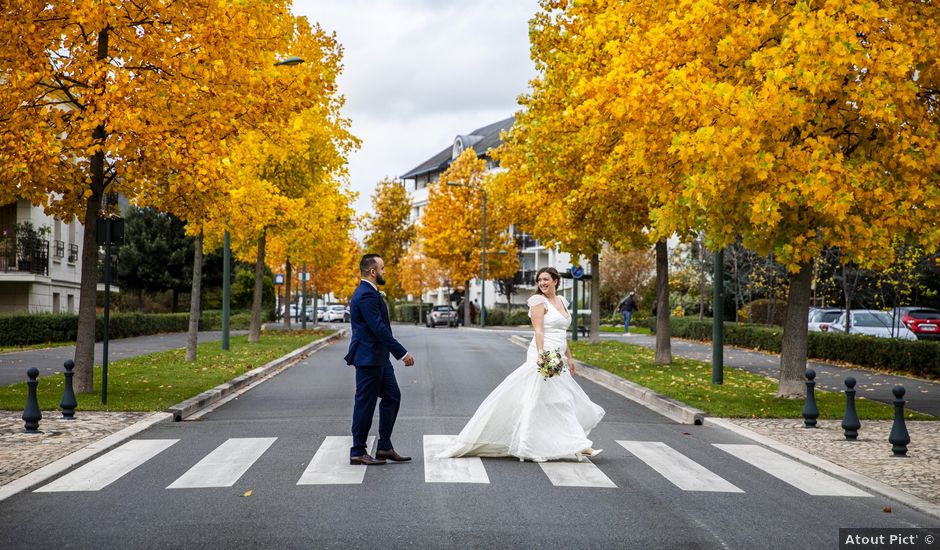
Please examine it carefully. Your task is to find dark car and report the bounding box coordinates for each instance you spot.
[891,307,940,340]
[426,305,457,328]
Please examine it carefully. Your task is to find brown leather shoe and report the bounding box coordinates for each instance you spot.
[349,453,386,466]
[375,449,412,462]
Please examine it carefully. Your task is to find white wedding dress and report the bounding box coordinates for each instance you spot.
[439,294,605,462]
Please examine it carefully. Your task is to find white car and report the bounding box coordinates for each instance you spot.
[828,310,917,340]
[808,308,843,332]
[315,305,327,321]
[323,305,349,323]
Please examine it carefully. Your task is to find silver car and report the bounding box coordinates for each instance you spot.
[828,310,917,340]
[808,308,843,333]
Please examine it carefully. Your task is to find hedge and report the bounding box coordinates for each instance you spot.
[0,310,254,347]
[633,316,940,378]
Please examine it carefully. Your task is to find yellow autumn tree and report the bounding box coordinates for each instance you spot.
[0,1,328,390]
[315,236,362,304]
[364,178,416,300]
[420,149,518,324]
[400,241,448,322]
[558,0,940,395]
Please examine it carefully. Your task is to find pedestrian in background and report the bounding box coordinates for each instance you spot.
[618,292,639,335]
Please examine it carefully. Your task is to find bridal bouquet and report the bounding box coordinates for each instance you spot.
[537,349,566,379]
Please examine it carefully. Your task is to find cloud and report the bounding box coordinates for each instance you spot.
[290,0,539,223]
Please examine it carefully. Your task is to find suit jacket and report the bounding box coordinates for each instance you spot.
[344,281,408,367]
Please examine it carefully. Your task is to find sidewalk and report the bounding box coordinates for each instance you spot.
[0,330,248,387]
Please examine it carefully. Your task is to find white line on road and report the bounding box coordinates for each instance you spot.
[36,439,178,492]
[714,444,871,497]
[617,440,743,493]
[297,436,376,485]
[167,437,277,489]
[538,461,617,488]
[423,435,490,484]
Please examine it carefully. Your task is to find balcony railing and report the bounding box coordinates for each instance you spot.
[0,238,50,276]
[68,243,79,263]
[54,240,65,259]
[511,271,537,287]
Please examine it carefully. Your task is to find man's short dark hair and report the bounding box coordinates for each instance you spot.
[360,254,382,275]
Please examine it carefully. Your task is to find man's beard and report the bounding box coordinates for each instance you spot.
[376,274,386,286]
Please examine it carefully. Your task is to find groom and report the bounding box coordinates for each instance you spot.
[344,253,415,465]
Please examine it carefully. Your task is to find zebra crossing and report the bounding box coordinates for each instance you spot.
[31,434,873,498]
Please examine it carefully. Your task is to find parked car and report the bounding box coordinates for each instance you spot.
[828,310,917,340]
[315,305,327,321]
[287,304,315,321]
[323,304,349,322]
[890,307,940,340]
[808,308,843,332]
[426,305,457,328]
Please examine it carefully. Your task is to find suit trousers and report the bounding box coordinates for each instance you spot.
[350,364,401,457]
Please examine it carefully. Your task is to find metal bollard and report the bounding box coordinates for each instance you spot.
[60,360,77,419]
[841,376,861,440]
[888,385,910,457]
[23,367,42,433]
[802,369,819,428]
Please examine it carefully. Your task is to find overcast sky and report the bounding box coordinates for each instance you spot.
[290,0,539,222]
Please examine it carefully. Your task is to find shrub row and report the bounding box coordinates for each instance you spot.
[633,316,940,378]
[482,308,531,326]
[0,311,253,346]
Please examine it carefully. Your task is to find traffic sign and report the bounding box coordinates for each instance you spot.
[274,274,284,285]
[570,264,584,280]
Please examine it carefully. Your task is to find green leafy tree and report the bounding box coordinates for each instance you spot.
[115,207,193,311]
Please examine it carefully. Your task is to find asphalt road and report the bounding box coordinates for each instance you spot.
[0,325,935,549]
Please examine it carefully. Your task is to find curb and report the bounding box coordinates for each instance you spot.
[0,329,346,503]
[166,329,347,421]
[706,417,940,521]
[507,335,705,425]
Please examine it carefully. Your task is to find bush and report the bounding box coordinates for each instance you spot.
[485,308,530,326]
[632,316,940,378]
[0,311,255,346]
[392,303,433,324]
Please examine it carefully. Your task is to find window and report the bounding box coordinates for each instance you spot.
[67,295,75,313]
[910,310,940,320]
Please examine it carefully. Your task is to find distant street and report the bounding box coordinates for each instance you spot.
[0,325,934,549]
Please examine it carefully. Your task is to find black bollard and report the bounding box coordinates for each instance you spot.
[889,385,911,457]
[841,377,861,440]
[802,369,819,428]
[23,367,42,433]
[60,360,77,419]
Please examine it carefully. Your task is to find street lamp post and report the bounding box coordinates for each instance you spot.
[301,262,307,330]
[221,55,305,348]
[448,181,487,328]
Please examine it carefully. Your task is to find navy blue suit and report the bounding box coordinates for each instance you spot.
[345,280,408,457]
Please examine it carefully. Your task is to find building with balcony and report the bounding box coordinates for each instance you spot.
[400,116,585,311]
[0,199,84,314]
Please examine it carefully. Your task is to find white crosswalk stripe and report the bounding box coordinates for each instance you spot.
[422,435,489,484]
[618,440,743,493]
[35,439,178,492]
[714,444,871,497]
[539,461,618,488]
[297,436,376,485]
[168,438,277,489]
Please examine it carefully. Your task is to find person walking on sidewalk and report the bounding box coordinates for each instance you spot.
[618,292,639,334]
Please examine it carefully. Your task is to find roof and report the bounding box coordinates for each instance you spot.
[400,116,514,180]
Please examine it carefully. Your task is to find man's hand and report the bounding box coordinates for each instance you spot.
[402,353,415,367]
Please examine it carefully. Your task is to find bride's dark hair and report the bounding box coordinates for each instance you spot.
[534,267,561,296]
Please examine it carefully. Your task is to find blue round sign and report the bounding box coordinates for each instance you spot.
[570,265,584,280]
[274,274,284,285]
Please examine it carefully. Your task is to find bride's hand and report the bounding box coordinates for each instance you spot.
[568,358,576,374]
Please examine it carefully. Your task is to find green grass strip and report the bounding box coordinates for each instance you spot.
[570,340,936,421]
[0,330,332,412]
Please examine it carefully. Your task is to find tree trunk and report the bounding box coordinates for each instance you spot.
[73,189,103,393]
[699,235,706,320]
[284,257,292,330]
[73,28,110,393]
[186,231,203,362]
[464,279,472,327]
[249,230,266,343]
[841,262,853,333]
[589,253,601,344]
[777,261,813,398]
[655,239,672,365]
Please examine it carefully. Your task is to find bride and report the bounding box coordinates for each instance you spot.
[439,267,605,462]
